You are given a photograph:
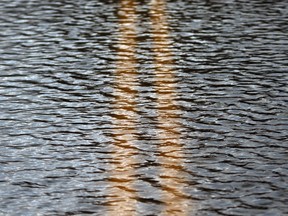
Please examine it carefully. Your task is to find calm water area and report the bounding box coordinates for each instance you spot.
[0,0,287,215]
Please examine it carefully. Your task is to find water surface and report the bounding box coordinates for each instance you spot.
[0,0,287,215]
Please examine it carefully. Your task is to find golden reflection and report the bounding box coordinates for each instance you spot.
[108,0,138,215]
[150,0,191,215]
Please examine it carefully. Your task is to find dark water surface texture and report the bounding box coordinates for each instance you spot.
[1,0,288,215]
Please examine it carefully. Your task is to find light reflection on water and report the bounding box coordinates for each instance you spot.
[108,0,138,214]
[150,0,192,215]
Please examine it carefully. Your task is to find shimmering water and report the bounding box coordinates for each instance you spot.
[0,0,287,215]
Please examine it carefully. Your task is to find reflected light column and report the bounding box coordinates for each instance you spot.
[107,0,139,215]
[150,0,191,215]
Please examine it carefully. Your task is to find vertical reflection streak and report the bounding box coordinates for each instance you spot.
[150,0,190,215]
[108,0,138,215]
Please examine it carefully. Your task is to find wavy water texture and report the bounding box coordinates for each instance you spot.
[0,0,287,215]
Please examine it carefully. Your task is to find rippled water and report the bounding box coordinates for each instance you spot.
[1,0,287,215]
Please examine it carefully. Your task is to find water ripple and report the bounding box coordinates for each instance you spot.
[0,0,288,215]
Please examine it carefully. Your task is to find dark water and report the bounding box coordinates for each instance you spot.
[0,0,287,215]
